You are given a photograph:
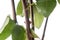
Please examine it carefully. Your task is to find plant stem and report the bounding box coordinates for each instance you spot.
[29,0,34,40]
[11,0,17,23]
[22,0,32,40]
[41,17,49,40]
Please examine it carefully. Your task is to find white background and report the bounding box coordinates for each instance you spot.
[0,0,60,40]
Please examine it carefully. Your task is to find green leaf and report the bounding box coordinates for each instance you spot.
[12,25,26,40]
[58,0,60,4]
[0,16,15,40]
[36,0,56,17]
[31,29,39,38]
[16,0,24,16]
[33,6,44,29]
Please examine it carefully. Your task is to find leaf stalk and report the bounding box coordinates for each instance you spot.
[11,0,17,23]
[29,0,34,40]
[41,17,49,40]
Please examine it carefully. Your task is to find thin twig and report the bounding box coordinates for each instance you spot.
[29,0,34,40]
[11,0,17,23]
[22,0,32,40]
[41,17,49,40]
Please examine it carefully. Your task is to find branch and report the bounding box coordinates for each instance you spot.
[11,0,17,23]
[22,0,32,40]
[41,17,49,40]
[29,0,34,40]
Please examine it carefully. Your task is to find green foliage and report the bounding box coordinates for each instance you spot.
[0,16,15,40]
[31,29,39,38]
[36,0,56,17]
[34,6,44,29]
[58,0,60,4]
[12,25,26,40]
[16,0,23,16]
[0,0,58,40]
